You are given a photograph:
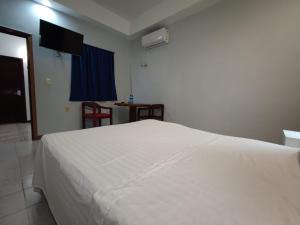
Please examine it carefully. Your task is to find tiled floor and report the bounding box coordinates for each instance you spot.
[0,123,57,225]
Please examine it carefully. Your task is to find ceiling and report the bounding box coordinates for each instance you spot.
[35,0,223,36]
[92,0,164,20]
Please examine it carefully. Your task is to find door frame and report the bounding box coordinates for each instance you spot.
[0,26,39,140]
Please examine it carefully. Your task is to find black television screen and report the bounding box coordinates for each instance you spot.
[39,20,84,56]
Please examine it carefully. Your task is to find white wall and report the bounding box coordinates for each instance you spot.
[0,0,131,135]
[0,33,31,121]
[131,0,300,144]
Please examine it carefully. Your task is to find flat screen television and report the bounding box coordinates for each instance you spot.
[39,20,84,56]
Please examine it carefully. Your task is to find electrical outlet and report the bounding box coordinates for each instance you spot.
[65,107,70,112]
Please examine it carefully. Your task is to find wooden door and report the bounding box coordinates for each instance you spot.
[0,55,27,124]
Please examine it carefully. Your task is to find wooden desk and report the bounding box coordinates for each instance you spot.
[115,102,151,122]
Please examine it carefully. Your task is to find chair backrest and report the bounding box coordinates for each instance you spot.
[151,104,164,121]
[137,107,151,120]
[82,102,98,115]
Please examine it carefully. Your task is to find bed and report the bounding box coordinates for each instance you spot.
[33,120,300,225]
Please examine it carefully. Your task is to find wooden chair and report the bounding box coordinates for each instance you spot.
[137,104,164,121]
[82,102,113,128]
[137,107,151,121]
[150,104,164,121]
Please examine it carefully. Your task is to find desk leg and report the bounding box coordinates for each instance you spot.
[129,107,137,122]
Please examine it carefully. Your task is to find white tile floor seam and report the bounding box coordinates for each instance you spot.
[0,123,57,225]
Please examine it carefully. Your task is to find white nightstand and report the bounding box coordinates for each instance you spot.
[283,130,300,148]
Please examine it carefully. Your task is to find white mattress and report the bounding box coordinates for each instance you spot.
[33,120,300,225]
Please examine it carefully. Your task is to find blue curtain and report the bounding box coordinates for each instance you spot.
[70,44,117,101]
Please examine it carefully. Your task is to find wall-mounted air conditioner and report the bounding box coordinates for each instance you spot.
[141,28,169,48]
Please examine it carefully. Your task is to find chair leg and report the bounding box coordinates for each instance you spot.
[93,117,97,127]
[99,119,102,127]
[82,117,86,129]
[110,116,113,125]
[150,108,154,119]
[82,105,85,129]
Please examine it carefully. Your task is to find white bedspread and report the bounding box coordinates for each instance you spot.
[33,120,300,225]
